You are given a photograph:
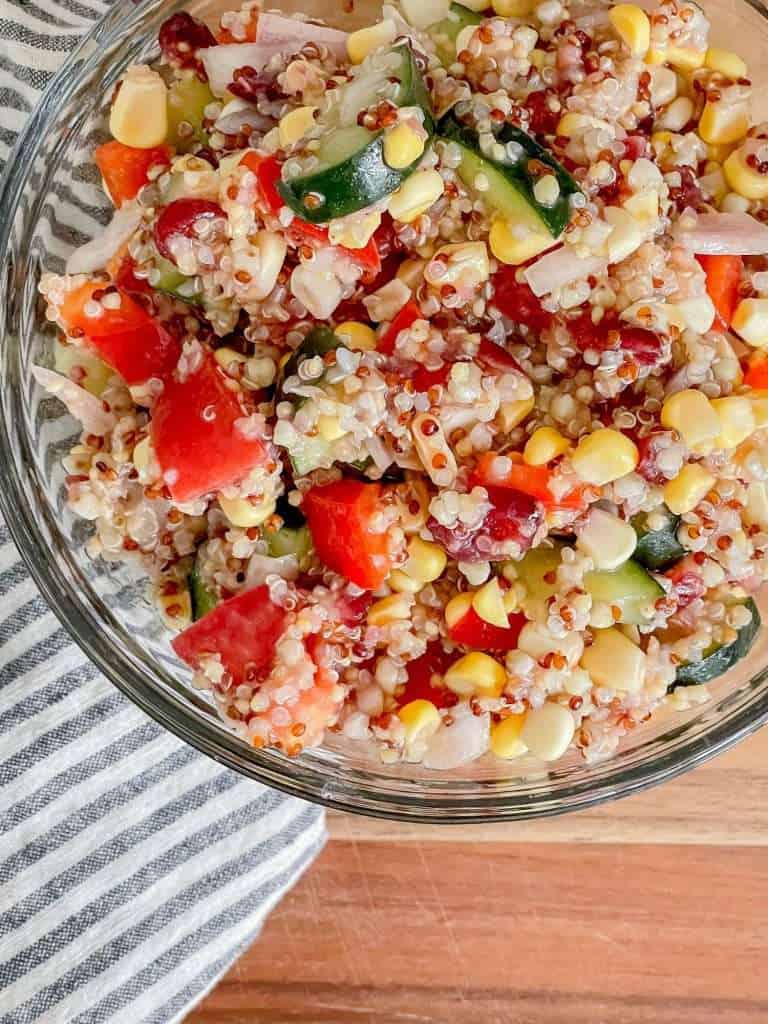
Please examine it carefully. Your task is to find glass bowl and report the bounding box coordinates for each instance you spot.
[3,0,768,824]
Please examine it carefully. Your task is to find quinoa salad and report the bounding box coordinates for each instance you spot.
[35,0,768,769]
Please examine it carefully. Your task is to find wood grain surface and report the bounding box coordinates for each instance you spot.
[186,727,768,1024]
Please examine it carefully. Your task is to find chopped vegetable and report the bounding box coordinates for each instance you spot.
[584,559,664,624]
[303,479,394,589]
[672,598,760,687]
[697,254,742,331]
[95,141,171,207]
[631,507,685,570]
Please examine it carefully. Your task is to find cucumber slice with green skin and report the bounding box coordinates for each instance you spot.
[277,45,434,224]
[427,3,482,66]
[438,112,582,237]
[189,563,219,621]
[154,255,201,304]
[279,326,340,397]
[289,437,337,477]
[264,524,313,567]
[166,76,214,153]
[632,506,685,571]
[516,543,563,600]
[672,598,761,688]
[585,560,664,624]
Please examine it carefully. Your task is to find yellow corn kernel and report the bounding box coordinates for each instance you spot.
[398,699,441,745]
[749,389,768,428]
[472,577,509,628]
[497,395,535,432]
[710,396,756,449]
[623,190,659,222]
[213,347,247,372]
[396,258,426,290]
[580,628,646,693]
[387,168,444,224]
[396,476,430,534]
[335,321,377,351]
[663,463,716,515]
[704,47,748,80]
[744,481,768,529]
[608,4,650,57]
[699,100,750,146]
[529,48,546,70]
[489,220,553,266]
[218,493,276,528]
[571,428,638,486]
[346,19,397,64]
[520,703,575,761]
[132,436,151,474]
[492,0,534,15]
[278,105,316,148]
[444,591,473,629]
[661,388,721,453]
[383,123,425,170]
[647,44,705,70]
[388,568,422,594]
[328,210,381,250]
[428,242,490,286]
[156,582,192,631]
[707,142,734,164]
[109,65,168,149]
[367,592,413,627]
[444,652,506,698]
[316,414,347,442]
[732,298,768,348]
[490,714,528,759]
[723,147,768,200]
[403,536,447,584]
[523,426,570,466]
[556,112,610,138]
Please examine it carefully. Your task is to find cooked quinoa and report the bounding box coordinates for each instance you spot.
[35,0,768,770]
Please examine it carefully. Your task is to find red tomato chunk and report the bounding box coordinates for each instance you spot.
[151,353,267,502]
[94,142,171,208]
[448,604,525,652]
[303,479,393,590]
[173,585,287,685]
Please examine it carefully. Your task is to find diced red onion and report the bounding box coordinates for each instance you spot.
[674,210,768,255]
[523,246,606,297]
[32,366,116,435]
[245,552,300,588]
[200,14,347,96]
[65,205,142,275]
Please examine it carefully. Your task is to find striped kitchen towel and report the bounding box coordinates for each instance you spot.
[0,3,326,1023]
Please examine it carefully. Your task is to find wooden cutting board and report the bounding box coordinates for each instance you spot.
[186,726,768,1023]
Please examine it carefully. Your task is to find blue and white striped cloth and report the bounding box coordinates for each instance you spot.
[0,3,325,1021]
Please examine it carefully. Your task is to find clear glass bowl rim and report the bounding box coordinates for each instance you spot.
[3,0,768,824]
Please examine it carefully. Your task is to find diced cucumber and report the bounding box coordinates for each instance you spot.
[289,436,337,477]
[427,3,482,66]
[53,338,113,396]
[189,562,219,621]
[632,506,685,571]
[438,112,582,237]
[585,560,663,624]
[154,255,201,303]
[277,45,434,223]
[515,543,563,600]
[166,76,214,153]
[263,523,313,567]
[672,598,761,688]
[279,326,340,397]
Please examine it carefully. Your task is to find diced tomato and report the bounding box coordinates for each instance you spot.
[303,479,394,590]
[113,255,153,296]
[491,268,553,332]
[477,337,524,375]
[240,152,285,214]
[635,432,672,485]
[412,362,453,392]
[59,282,180,385]
[447,603,525,652]
[173,585,286,685]
[470,451,586,512]
[395,643,456,709]
[697,254,743,332]
[151,353,267,502]
[377,299,422,355]
[744,351,768,389]
[95,141,171,208]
